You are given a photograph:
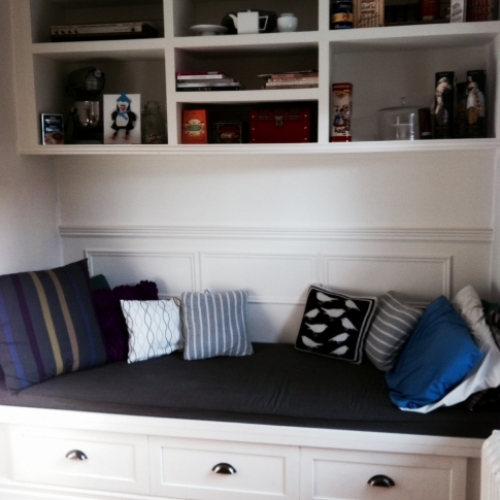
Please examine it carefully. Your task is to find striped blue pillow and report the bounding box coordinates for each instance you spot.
[0,259,107,393]
[181,290,253,361]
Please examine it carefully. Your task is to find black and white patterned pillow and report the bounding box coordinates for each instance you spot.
[295,285,377,363]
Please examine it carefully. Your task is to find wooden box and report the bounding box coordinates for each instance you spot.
[249,107,311,143]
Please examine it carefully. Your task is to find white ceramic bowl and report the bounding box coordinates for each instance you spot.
[277,13,298,32]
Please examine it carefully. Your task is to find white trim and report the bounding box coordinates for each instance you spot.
[61,226,494,243]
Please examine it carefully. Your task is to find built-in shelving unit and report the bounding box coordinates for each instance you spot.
[11,0,500,154]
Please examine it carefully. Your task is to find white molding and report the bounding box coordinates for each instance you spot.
[85,249,198,295]
[61,225,494,243]
[322,254,453,300]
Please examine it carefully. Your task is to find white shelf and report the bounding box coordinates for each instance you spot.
[23,138,500,156]
[11,0,500,152]
[31,38,166,61]
[174,88,320,103]
[326,21,500,52]
[174,31,319,53]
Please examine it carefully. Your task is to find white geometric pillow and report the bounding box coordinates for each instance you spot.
[364,291,423,371]
[120,299,183,364]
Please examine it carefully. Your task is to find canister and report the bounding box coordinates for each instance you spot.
[378,99,421,140]
[330,0,354,29]
[331,83,352,142]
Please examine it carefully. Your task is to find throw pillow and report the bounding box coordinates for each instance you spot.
[295,285,377,364]
[364,291,423,372]
[121,299,183,363]
[92,280,158,362]
[415,286,500,413]
[181,290,253,361]
[0,259,107,393]
[385,295,484,410]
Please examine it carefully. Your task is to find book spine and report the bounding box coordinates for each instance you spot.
[176,72,226,80]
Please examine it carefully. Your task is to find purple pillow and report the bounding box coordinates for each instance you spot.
[92,280,158,362]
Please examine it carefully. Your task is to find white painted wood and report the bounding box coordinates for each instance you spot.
[301,448,466,500]
[11,0,500,150]
[150,437,300,500]
[0,406,484,500]
[481,431,500,500]
[9,426,150,495]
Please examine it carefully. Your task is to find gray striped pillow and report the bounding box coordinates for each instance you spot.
[364,292,423,372]
[181,290,253,361]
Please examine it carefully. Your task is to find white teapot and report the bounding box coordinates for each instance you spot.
[229,11,270,34]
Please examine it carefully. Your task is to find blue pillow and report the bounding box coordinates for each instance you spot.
[385,295,484,409]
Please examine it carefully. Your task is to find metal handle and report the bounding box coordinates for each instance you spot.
[368,474,395,488]
[212,462,236,475]
[65,449,88,461]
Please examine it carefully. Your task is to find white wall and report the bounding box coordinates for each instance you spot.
[0,0,61,275]
[57,146,496,343]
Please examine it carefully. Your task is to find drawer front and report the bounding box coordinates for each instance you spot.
[301,448,466,500]
[150,436,300,500]
[10,426,149,495]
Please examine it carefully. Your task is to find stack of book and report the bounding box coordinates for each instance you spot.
[176,71,244,91]
[259,70,319,90]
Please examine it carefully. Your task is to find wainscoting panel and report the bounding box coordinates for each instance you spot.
[200,253,317,304]
[62,225,493,343]
[322,255,451,304]
[85,250,197,297]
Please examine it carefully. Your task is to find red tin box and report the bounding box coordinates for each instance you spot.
[249,107,311,143]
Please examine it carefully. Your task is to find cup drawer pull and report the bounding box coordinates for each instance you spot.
[65,449,88,461]
[212,462,236,474]
[368,474,395,487]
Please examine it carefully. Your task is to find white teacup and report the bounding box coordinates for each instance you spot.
[277,13,298,32]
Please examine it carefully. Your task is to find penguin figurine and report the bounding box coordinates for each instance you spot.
[110,92,137,141]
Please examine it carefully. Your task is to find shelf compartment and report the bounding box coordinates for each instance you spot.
[177,101,318,145]
[171,0,318,37]
[32,53,167,145]
[174,42,318,92]
[330,33,498,141]
[29,0,164,44]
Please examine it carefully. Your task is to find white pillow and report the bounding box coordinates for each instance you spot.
[121,299,183,364]
[402,285,500,413]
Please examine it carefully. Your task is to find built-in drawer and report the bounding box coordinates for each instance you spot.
[9,425,149,495]
[150,436,300,500]
[301,448,467,500]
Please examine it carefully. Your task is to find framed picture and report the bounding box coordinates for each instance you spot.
[103,93,141,144]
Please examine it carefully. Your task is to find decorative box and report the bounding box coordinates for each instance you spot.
[249,107,311,143]
[182,109,208,144]
[213,122,243,143]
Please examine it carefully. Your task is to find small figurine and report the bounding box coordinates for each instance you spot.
[110,92,137,141]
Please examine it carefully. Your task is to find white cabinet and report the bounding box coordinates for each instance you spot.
[0,407,482,500]
[149,436,300,500]
[300,447,467,500]
[10,0,500,153]
[9,425,150,495]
